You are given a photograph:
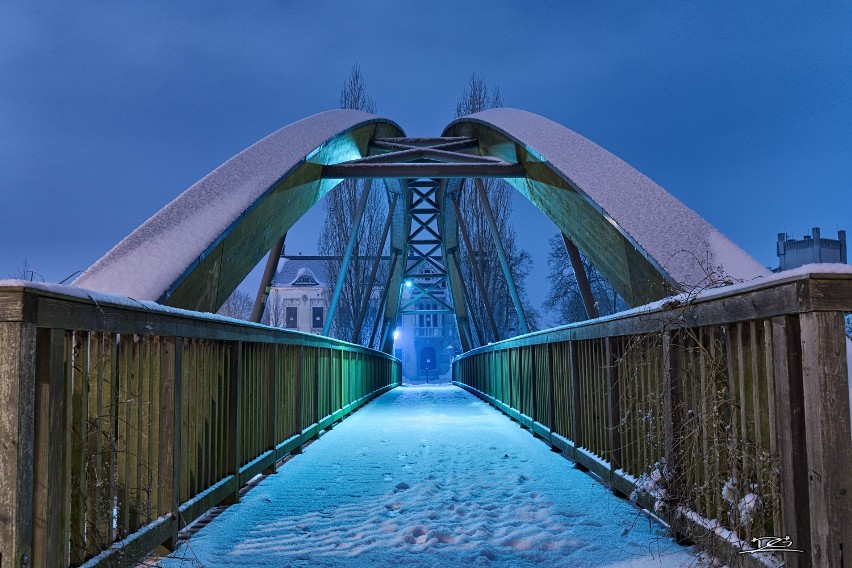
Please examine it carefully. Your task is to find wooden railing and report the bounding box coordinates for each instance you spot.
[0,283,400,568]
[452,270,852,568]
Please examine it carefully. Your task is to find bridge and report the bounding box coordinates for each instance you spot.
[1,108,850,567]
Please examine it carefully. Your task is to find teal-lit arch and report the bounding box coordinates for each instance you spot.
[442,109,767,307]
[75,110,404,313]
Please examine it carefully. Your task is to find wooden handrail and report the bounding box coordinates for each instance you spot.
[0,282,401,567]
[452,270,852,568]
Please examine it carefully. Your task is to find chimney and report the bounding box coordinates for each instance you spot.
[812,227,821,262]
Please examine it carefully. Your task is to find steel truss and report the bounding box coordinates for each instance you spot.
[321,136,528,353]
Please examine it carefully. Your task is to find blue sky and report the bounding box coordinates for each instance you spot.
[1,2,849,311]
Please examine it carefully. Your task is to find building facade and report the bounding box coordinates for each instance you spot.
[267,255,462,381]
[391,268,462,383]
[266,257,330,333]
[776,227,847,271]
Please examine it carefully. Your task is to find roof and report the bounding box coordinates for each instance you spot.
[274,258,330,287]
[272,256,392,288]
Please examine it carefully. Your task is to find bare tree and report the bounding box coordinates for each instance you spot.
[263,291,287,327]
[455,74,502,118]
[543,233,627,326]
[339,63,376,114]
[319,63,388,343]
[9,258,44,281]
[217,289,253,321]
[454,74,538,342]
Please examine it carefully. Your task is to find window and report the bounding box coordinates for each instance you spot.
[285,307,298,329]
[292,275,318,286]
[312,307,324,329]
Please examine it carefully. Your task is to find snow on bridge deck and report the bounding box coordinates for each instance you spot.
[161,385,695,567]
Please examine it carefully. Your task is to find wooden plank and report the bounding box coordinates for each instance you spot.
[32,328,68,568]
[100,334,119,551]
[86,333,103,558]
[178,475,239,530]
[570,341,583,449]
[70,331,89,564]
[131,337,145,532]
[662,331,684,537]
[799,311,852,567]
[148,338,161,524]
[0,321,36,568]
[266,344,279,474]
[547,344,555,435]
[605,337,622,477]
[159,336,181,549]
[770,315,811,568]
[762,320,782,534]
[82,513,174,568]
[224,341,242,504]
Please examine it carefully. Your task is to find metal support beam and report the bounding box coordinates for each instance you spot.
[352,192,397,343]
[452,195,500,342]
[250,233,286,323]
[450,250,484,349]
[323,162,525,180]
[473,178,530,335]
[562,233,600,319]
[369,252,399,349]
[323,179,373,336]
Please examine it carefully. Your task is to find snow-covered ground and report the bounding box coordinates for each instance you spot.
[160,385,698,567]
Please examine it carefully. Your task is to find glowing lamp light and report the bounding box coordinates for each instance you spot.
[393,328,401,340]
[404,279,413,288]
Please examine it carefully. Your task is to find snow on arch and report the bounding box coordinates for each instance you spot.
[74,110,404,312]
[444,108,769,306]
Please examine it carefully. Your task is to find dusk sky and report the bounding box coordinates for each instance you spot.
[1,2,849,314]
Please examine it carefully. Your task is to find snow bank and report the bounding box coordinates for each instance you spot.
[74,110,400,302]
[449,108,769,289]
[161,386,696,567]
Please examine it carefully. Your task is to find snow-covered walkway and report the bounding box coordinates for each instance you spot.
[161,385,696,567]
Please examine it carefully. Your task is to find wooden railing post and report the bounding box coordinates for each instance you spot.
[224,341,242,504]
[159,336,182,549]
[570,341,583,456]
[606,337,622,481]
[32,328,69,568]
[799,311,852,566]
[0,319,36,568]
[265,345,279,474]
[547,343,555,435]
[771,315,811,567]
[530,346,537,426]
[662,331,685,517]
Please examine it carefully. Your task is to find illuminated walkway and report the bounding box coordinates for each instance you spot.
[161,385,695,567]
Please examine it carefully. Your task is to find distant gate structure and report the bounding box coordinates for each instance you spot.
[75,108,768,352]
